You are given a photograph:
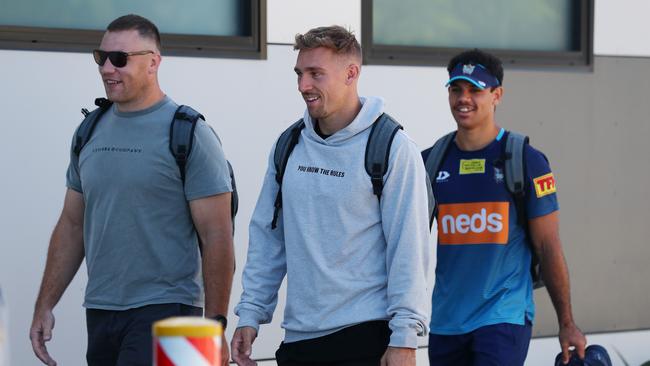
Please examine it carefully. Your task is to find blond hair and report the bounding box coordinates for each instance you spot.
[294,25,361,61]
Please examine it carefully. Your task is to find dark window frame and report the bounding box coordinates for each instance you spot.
[0,0,266,59]
[361,0,593,69]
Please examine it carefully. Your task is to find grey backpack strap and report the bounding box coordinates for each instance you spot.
[424,132,456,187]
[170,106,238,235]
[504,130,543,288]
[423,131,456,220]
[74,98,113,156]
[425,172,436,228]
[170,105,203,182]
[504,131,529,195]
[271,119,305,229]
[364,113,403,199]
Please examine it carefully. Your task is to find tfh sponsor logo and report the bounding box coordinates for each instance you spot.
[437,202,509,245]
[533,173,556,198]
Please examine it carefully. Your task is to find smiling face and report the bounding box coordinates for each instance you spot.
[294,47,358,125]
[97,29,161,112]
[448,80,503,131]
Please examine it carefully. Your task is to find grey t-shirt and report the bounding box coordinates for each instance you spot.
[66,96,232,310]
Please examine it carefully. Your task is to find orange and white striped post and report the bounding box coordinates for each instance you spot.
[153,317,222,366]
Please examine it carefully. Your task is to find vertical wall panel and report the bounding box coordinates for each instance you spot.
[500,56,650,336]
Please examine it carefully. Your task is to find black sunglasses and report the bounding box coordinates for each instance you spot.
[93,49,154,68]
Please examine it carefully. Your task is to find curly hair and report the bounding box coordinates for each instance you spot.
[447,48,504,86]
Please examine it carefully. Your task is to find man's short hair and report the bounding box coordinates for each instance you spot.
[294,25,361,61]
[447,49,504,87]
[107,14,161,51]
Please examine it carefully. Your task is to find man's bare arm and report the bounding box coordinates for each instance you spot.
[30,189,85,365]
[190,192,234,365]
[190,192,234,317]
[529,211,586,362]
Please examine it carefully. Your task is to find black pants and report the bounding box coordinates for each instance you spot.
[275,320,391,366]
[86,303,202,366]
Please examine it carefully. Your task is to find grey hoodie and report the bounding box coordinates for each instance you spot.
[235,96,431,348]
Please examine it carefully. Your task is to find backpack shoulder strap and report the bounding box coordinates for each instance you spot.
[364,113,403,199]
[170,106,239,234]
[271,119,305,229]
[169,105,203,183]
[423,131,456,187]
[226,160,238,217]
[274,119,305,183]
[503,130,544,288]
[425,169,436,229]
[423,131,455,220]
[74,98,113,156]
[504,130,529,195]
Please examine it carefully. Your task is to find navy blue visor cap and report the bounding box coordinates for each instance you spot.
[446,63,500,90]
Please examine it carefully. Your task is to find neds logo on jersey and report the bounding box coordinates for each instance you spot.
[437,202,509,245]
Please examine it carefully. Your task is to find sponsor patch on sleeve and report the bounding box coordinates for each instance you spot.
[533,173,557,198]
[459,159,486,175]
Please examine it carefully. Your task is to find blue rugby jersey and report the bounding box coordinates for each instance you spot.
[422,132,558,334]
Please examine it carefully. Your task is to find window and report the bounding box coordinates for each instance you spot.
[361,0,593,68]
[0,0,266,59]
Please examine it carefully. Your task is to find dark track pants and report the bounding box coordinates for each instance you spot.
[86,303,202,366]
[428,321,532,366]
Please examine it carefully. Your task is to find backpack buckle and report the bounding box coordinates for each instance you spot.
[371,175,383,197]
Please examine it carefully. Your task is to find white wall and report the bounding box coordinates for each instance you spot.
[268,0,361,44]
[594,0,650,57]
[1,1,649,365]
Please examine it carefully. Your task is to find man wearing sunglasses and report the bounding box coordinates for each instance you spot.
[29,14,234,366]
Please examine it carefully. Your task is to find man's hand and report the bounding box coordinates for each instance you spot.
[220,334,230,366]
[231,326,257,366]
[380,346,416,366]
[558,322,587,364]
[29,308,57,366]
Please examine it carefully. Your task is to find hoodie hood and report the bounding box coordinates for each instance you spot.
[301,96,385,145]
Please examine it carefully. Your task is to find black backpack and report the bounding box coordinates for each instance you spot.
[75,98,238,233]
[423,130,544,289]
[270,113,436,229]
